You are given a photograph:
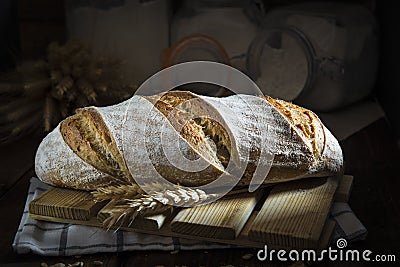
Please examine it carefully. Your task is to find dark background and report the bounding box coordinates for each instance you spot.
[2,0,399,141]
[376,1,400,144]
[1,0,399,266]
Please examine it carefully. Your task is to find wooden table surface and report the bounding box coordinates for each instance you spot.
[1,118,399,267]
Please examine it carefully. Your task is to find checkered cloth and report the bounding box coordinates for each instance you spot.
[13,178,367,256]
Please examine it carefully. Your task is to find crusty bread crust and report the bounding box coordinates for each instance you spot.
[262,96,342,180]
[35,91,343,190]
[60,107,132,185]
[265,96,325,160]
[35,125,114,190]
[98,95,226,187]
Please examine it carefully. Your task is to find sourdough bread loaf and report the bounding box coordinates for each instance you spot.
[35,91,343,190]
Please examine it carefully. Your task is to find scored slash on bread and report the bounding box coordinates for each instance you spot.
[60,107,134,185]
[35,91,343,191]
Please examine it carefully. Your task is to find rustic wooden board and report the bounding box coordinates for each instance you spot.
[28,175,346,249]
[248,176,339,249]
[317,219,336,252]
[171,192,262,240]
[29,187,106,221]
[334,175,354,202]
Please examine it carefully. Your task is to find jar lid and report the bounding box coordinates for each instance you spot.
[162,34,231,68]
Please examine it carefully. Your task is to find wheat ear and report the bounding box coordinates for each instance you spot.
[92,184,144,202]
[97,184,218,230]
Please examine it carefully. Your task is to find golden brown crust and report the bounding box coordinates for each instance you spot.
[264,96,325,159]
[148,91,233,169]
[159,90,196,106]
[60,113,96,166]
[60,107,132,184]
[149,93,227,171]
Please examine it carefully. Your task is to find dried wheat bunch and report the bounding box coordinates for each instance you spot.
[94,183,218,230]
[102,197,173,230]
[0,40,135,144]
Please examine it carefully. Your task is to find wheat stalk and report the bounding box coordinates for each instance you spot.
[102,197,173,230]
[92,184,144,202]
[97,184,219,230]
